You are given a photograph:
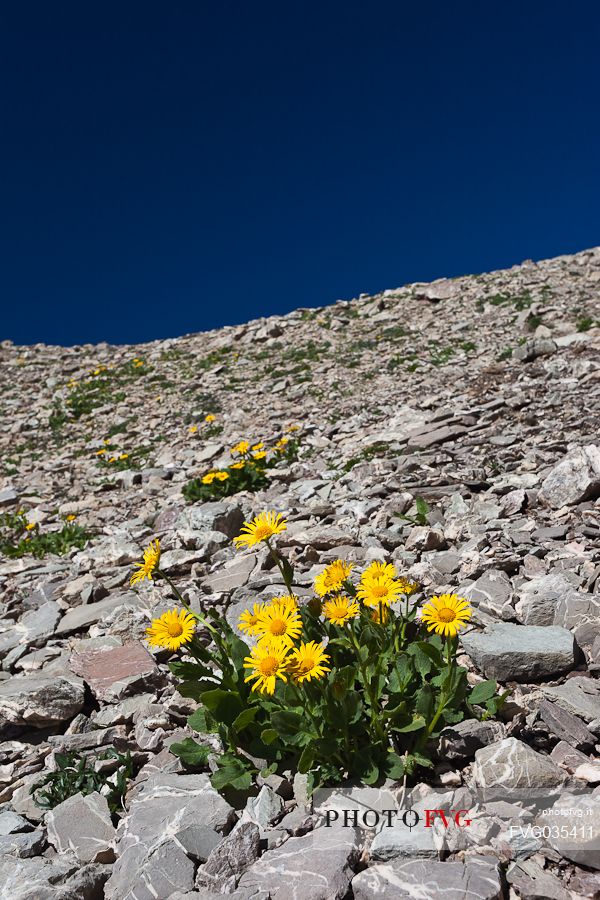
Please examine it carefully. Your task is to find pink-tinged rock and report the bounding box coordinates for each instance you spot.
[70,642,161,702]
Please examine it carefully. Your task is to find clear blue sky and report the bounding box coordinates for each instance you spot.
[1,1,599,346]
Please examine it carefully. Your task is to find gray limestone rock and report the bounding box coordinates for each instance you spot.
[176,502,244,538]
[541,676,600,723]
[461,622,575,682]
[47,791,116,863]
[0,672,85,730]
[370,820,437,861]
[196,822,261,891]
[472,737,566,801]
[352,856,503,900]
[515,572,576,626]
[543,791,600,869]
[245,784,284,827]
[461,569,514,620]
[539,444,600,508]
[0,601,61,657]
[437,718,506,761]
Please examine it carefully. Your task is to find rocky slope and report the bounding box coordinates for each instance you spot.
[1,246,600,899]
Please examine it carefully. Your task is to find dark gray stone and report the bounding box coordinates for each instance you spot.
[461,622,575,682]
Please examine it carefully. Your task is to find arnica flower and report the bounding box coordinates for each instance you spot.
[288,641,330,683]
[275,437,289,451]
[205,414,216,423]
[233,511,287,549]
[357,573,404,608]
[251,442,264,451]
[256,603,302,649]
[119,453,129,461]
[323,595,359,626]
[362,560,397,581]
[314,559,353,597]
[146,609,195,651]
[189,425,198,434]
[230,461,245,470]
[25,522,36,532]
[270,594,299,613]
[252,451,267,460]
[243,643,290,694]
[108,456,117,463]
[215,471,229,481]
[130,539,161,586]
[238,602,267,636]
[65,514,77,522]
[420,594,472,638]
[231,440,250,455]
[202,472,217,485]
[96,448,107,456]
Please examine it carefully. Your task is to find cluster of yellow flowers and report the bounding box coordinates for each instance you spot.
[94,437,129,464]
[189,413,217,435]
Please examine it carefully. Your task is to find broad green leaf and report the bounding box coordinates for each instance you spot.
[470,679,497,704]
[393,715,426,733]
[170,737,210,768]
[232,707,259,731]
[260,728,279,745]
[298,745,315,774]
[199,689,244,726]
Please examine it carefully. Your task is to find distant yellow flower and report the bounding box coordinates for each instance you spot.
[119,453,129,460]
[323,596,359,626]
[25,523,36,531]
[357,574,404,608]
[108,457,117,463]
[202,472,217,485]
[256,603,302,649]
[189,425,198,434]
[288,641,330,683]
[420,594,471,638]
[233,511,287,549]
[286,424,300,432]
[243,643,290,694]
[130,539,161,586]
[231,440,250,455]
[252,451,267,460]
[65,514,77,522]
[205,414,216,423]
[230,461,245,470]
[103,438,111,444]
[362,560,397,581]
[215,471,229,481]
[314,560,353,597]
[146,609,195,651]
[251,442,264,451]
[275,437,289,451]
[133,359,144,368]
[238,602,267,636]
[96,448,107,456]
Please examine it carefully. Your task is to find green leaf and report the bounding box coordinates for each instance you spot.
[393,715,426,734]
[385,752,406,779]
[280,556,295,587]
[415,497,429,523]
[232,707,259,731]
[271,710,304,737]
[210,755,254,792]
[414,641,443,669]
[470,679,497,704]
[170,737,210,768]
[200,689,244,726]
[298,745,315,774]
[260,728,279,745]
[188,707,217,733]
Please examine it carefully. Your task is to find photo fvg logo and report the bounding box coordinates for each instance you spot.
[324,808,472,829]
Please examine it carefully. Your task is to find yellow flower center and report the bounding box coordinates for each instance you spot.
[370,584,388,599]
[437,607,456,623]
[259,656,279,676]
[254,524,272,541]
[167,622,184,637]
[269,618,287,636]
[298,657,315,673]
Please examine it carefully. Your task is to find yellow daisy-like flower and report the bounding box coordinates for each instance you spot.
[270,594,299,613]
[119,453,129,460]
[130,539,161,586]
[231,440,250,455]
[323,595,360,626]
[362,560,397,580]
[420,594,472,638]
[65,514,77,522]
[238,602,267,636]
[243,643,290,694]
[189,425,198,434]
[275,437,289,451]
[288,641,330,683]
[251,442,264,451]
[146,608,196,651]
[205,414,216,423]
[371,605,390,624]
[233,511,287,549]
[96,448,107,456]
[202,472,217,485]
[230,461,245,470]
[314,560,353,597]
[25,522,36,531]
[108,456,117,463]
[256,602,302,648]
[252,451,267,460]
[357,574,404,608]
[215,471,229,481]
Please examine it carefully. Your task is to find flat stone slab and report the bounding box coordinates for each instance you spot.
[543,792,600,869]
[541,676,600,723]
[0,672,84,730]
[352,856,503,899]
[47,791,116,863]
[539,444,600,508]
[472,737,566,801]
[461,622,575,682]
[70,641,160,701]
[55,593,139,636]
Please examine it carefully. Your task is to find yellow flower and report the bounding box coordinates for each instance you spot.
[251,442,264,451]
[96,448,107,456]
[189,425,198,434]
[238,602,267,636]
[286,424,300,432]
[119,453,129,460]
[65,514,77,522]
[420,594,472,638]
[103,438,111,445]
[256,603,302,649]
[205,414,216,423]
[243,643,290,694]
[231,440,250,455]
[215,471,229,481]
[270,594,299,613]
[202,472,217,485]
[108,457,117,463]
[314,560,353,597]
[371,605,390,624]
[252,451,267,460]
[233,511,287,549]
[357,573,404,608]
[323,596,359,626]
[130,539,161,586]
[287,641,330,683]
[133,359,144,368]
[362,560,397,580]
[230,461,245,470]
[275,437,289,451]
[146,609,196,651]
[25,522,36,531]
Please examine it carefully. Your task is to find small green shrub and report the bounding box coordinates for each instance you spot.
[0,511,90,559]
[33,749,134,815]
